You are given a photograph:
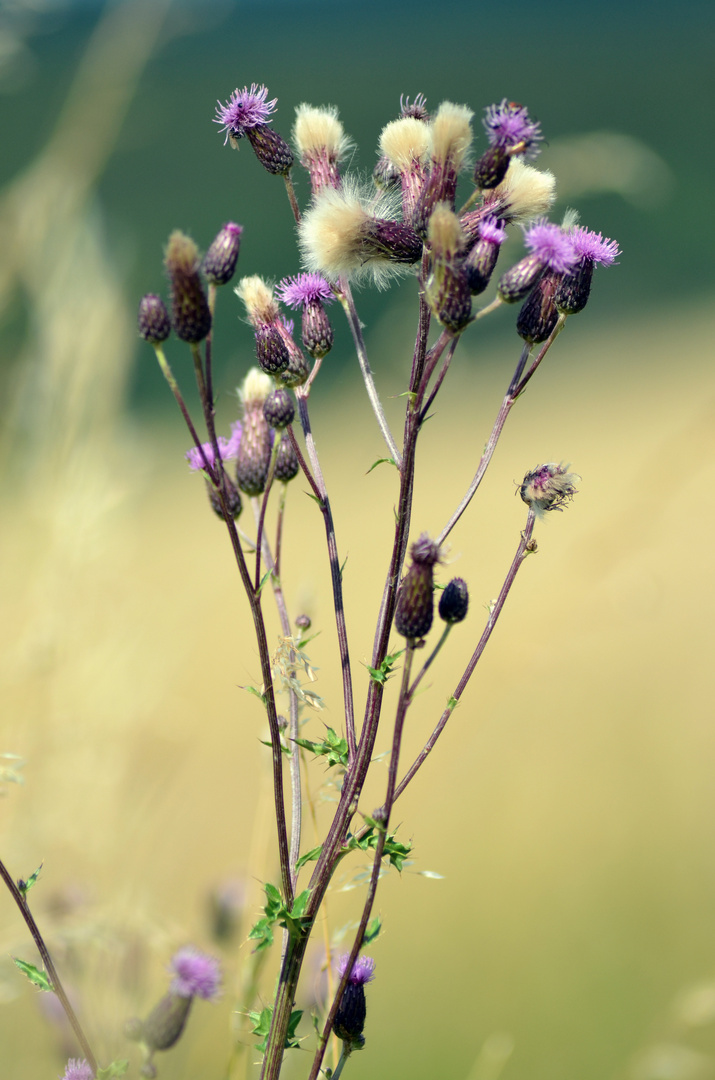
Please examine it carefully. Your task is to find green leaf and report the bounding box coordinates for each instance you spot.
[366,457,398,475]
[259,737,292,757]
[344,828,413,872]
[244,685,267,705]
[18,863,43,898]
[97,1062,129,1079]
[290,890,310,918]
[13,958,52,991]
[296,844,322,870]
[364,649,404,686]
[247,917,274,951]
[363,917,382,945]
[446,695,458,712]
[264,882,282,908]
[294,727,348,769]
[256,568,274,595]
[249,1006,303,1053]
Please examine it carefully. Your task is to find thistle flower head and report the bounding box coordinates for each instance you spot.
[338,953,376,985]
[427,202,464,258]
[395,534,442,640]
[483,99,542,158]
[379,116,432,172]
[185,435,233,472]
[570,225,621,265]
[487,159,556,224]
[276,273,334,309]
[239,367,274,408]
[235,275,280,327]
[400,92,429,120]
[60,1060,94,1080]
[169,947,221,1000]
[430,101,473,168]
[298,178,422,289]
[523,220,578,273]
[293,104,351,163]
[520,463,580,517]
[478,216,507,245]
[214,83,277,143]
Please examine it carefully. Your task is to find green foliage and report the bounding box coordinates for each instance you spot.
[249,1005,303,1053]
[97,1063,129,1079]
[248,884,313,951]
[295,844,322,869]
[344,826,413,871]
[256,568,274,595]
[366,457,398,474]
[244,684,267,706]
[365,649,404,686]
[13,958,52,991]
[17,863,43,898]
[363,916,382,945]
[294,727,349,769]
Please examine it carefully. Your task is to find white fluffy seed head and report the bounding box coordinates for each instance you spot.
[238,366,273,407]
[379,116,432,171]
[298,177,410,289]
[234,275,279,325]
[293,104,352,162]
[492,159,556,223]
[427,202,464,257]
[431,102,473,168]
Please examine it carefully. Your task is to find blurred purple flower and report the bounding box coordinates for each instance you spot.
[169,947,221,1001]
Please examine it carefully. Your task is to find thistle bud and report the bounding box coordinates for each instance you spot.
[236,275,290,376]
[263,387,295,429]
[138,294,171,344]
[516,274,559,343]
[203,222,243,286]
[463,216,506,295]
[254,324,290,375]
[235,369,273,496]
[497,253,545,304]
[142,993,193,1053]
[295,614,311,631]
[214,84,293,175]
[164,231,212,343]
[439,578,469,624]
[423,203,472,333]
[519,463,580,516]
[274,432,300,483]
[206,476,243,520]
[334,955,375,1048]
[395,533,441,640]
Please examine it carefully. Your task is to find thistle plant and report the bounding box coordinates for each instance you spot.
[2,83,619,1080]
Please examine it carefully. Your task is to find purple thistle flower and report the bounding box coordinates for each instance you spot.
[483,99,542,158]
[60,1060,93,1080]
[478,216,507,245]
[280,314,295,336]
[400,92,429,120]
[337,953,376,986]
[523,220,578,273]
[169,947,221,1001]
[276,273,334,309]
[214,84,277,143]
[185,436,233,472]
[570,225,621,265]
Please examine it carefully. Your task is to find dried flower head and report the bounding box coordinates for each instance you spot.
[379,115,432,223]
[485,158,556,224]
[293,103,352,193]
[519,463,580,517]
[235,275,281,326]
[298,178,422,289]
[424,203,472,332]
[400,92,429,120]
[413,101,473,234]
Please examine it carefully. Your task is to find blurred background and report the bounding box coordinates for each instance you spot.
[1,0,714,1077]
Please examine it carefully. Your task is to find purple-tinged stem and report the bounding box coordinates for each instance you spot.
[153,346,216,480]
[254,439,280,592]
[337,279,402,467]
[409,252,433,393]
[295,390,357,764]
[392,509,536,804]
[283,173,301,224]
[0,858,97,1074]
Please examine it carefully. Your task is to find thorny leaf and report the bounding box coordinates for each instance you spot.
[365,649,404,686]
[294,727,348,769]
[13,959,52,991]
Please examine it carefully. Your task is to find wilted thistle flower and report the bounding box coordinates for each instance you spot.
[293,103,351,195]
[236,275,290,376]
[483,158,556,225]
[395,533,441,640]
[498,220,577,304]
[277,273,335,359]
[474,99,543,189]
[129,947,221,1071]
[413,101,473,236]
[334,954,376,1048]
[138,293,171,345]
[274,432,300,483]
[378,114,432,226]
[214,83,293,175]
[235,368,274,496]
[554,225,621,315]
[423,203,472,332]
[60,1059,94,1080]
[164,231,212,343]
[298,178,422,289]
[463,216,507,295]
[439,577,469,624]
[203,222,243,286]
[520,463,580,517]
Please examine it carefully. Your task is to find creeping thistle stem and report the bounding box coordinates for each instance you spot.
[153,345,216,479]
[0,858,98,1074]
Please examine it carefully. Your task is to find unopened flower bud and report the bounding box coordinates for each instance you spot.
[203,222,243,285]
[164,231,212,343]
[138,294,171,344]
[334,955,375,1048]
[274,432,300,483]
[206,476,243,519]
[142,992,193,1053]
[255,324,290,375]
[264,387,295,429]
[295,614,311,630]
[235,369,273,496]
[395,534,441,640]
[208,879,246,944]
[516,274,560,343]
[439,578,469,623]
[463,216,506,294]
[520,463,580,516]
